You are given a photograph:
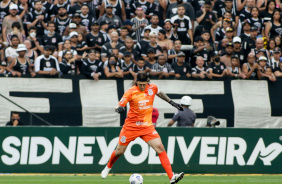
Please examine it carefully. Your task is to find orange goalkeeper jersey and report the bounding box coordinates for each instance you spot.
[119,83,159,129]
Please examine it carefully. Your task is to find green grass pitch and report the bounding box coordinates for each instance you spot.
[0,175,281,184]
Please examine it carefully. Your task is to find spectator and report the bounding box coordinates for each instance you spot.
[213,19,232,47]
[2,4,25,42]
[171,52,191,79]
[166,0,195,24]
[264,67,276,82]
[132,57,150,74]
[58,40,78,63]
[190,36,209,67]
[0,61,8,75]
[5,35,20,64]
[99,20,110,43]
[120,51,134,79]
[208,53,227,79]
[274,59,282,77]
[6,44,35,77]
[220,42,234,67]
[141,31,163,61]
[104,54,123,78]
[135,27,150,56]
[98,5,123,28]
[191,56,212,79]
[63,12,87,36]
[171,4,193,45]
[99,0,126,21]
[265,9,282,41]
[260,0,276,24]
[168,96,196,127]
[76,32,88,57]
[157,29,173,51]
[201,30,214,56]
[254,38,270,60]
[141,15,162,36]
[26,1,48,37]
[269,47,281,71]
[267,38,276,56]
[247,7,263,36]
[52,0,71,19]
[168,40,182,64]
[257,56,268,80]
[274,35,281,48]
[131,0,153,19]
[163,19,178,42]
[26,26,43,52]
[118,26,129,44]
[24,39,37,68]
[123,20,137,43]
[151,55,175,79]
[239,20,251,42]
[6,112,24,126]
[6,22,25,45]
[101,31,125,62]
[242,26,258,58]
[227,56,246,79]
[131,7,149,42]
[121,37,138,63]
[81,49,104,80]
[34,45,60,76]
[217,0,239,27]
[85,21,105,51]
[80,4,96,32]
[145,48,157,69]
[232,36,245,66]
[69,0,84,17]
[242,52,259,79]
[196,0,216,34]
[0,0,13,34]
[218,38,229,55]
[53,6,72,35]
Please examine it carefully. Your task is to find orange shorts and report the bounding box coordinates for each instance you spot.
[118,126,160,146]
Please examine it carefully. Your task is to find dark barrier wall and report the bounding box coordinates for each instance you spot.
[0,127,281,174]
[0,76,282,127]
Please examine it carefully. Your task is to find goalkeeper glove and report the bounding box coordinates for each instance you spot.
[169,100,184,111]
[115,106,125,113]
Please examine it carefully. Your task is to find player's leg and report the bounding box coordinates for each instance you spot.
[147,138,173,179]
[101,143,127,179]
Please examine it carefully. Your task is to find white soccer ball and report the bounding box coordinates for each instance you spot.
[129,173,143,184]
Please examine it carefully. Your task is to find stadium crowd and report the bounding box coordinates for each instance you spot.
[0,0,282,81]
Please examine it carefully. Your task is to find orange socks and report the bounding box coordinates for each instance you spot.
[159,151,173,180]
[107,151,119,168]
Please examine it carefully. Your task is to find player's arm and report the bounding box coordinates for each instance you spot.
[115,90,132,113]
[156,91,183,111]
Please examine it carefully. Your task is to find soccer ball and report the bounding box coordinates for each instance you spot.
[129,173,143,184]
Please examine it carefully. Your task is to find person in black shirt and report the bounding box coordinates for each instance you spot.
[171,52,191,79]
[208,53,227,78]
[120,51,134,79]
[41,21,63,52]
[191,56,212,79]
[26,1,48,37]
[81,49,104,80]
[170,4,193,45]
[265,9,282,41]
[239,20,251,42]
[190,36,210,67]
[145,48,157,69]
[104,54,124,78]
[34,45,60,76]
[260,0,275,24]
[54,6,72,35]
[141,31,163,61]
[6,112,24,126]
[233,36,245,66]
[120,37,139,63]
[132,57,150,74]
[80,4,96,32]
[196,0,217,34]
[59,50,76,75]
[85,21,105,51]
[242,26,258,59]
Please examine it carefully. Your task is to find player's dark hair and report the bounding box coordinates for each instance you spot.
[135,71,150,85]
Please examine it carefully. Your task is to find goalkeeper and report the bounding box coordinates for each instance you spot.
[101,71,184,184]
